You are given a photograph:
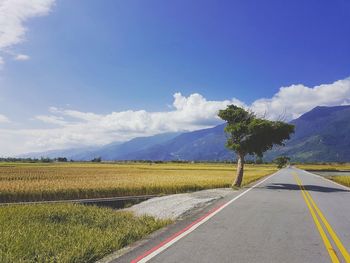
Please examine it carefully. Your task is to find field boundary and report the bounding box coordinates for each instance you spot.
[0,194,162,206]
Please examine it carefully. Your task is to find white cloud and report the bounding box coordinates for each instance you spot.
[251,78,350,120]
[35,115,67,126]
[0,0,55,65]
[0,77,349,156]
[0,114,10,123]
[14,54,30,61]
[23,93,244,151]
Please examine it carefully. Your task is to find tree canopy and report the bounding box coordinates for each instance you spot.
[218,105,295,157]
[218,105,294,187]
[274,156,291,169]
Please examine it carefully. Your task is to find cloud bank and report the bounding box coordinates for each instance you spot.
[251,78,350,120]
[0,0,55,64]
[0,77,349,156]
[0,114,9,123]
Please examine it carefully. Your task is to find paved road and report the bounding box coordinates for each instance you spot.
[114,167,350,263]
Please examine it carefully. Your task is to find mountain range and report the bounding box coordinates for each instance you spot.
[22,105,350,162]
[266,105,350,162]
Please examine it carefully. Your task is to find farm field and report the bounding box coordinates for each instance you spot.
[327,176,350,187]
[295,163,350,171]
[296,163,350,188]
[0,162,277,203]
[0,204,170,263]
[0,163,276,262]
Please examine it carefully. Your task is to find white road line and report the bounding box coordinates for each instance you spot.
[134,170,279,263]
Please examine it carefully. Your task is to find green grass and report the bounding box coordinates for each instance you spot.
[0,204,170,263]
[0,162,277,202]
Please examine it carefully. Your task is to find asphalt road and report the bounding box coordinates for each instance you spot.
[114,167,350,263]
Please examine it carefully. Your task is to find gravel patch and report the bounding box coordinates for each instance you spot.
[126,188,233,220]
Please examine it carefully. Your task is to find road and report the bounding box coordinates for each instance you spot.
[114,167,350,263]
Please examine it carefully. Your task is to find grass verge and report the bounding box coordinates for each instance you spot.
[0,204,171,263]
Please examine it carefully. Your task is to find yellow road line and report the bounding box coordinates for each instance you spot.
[295,174,350,262]
[293,174,340,263]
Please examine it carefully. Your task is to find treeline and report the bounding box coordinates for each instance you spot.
[0,156,105,163]
[0,156,110,163]
[0,157,69,163]
[0,157,346,165]
[0,157,245,164]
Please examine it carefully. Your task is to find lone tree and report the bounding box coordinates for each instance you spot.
[274,156,291,169]
[218,105,294,187]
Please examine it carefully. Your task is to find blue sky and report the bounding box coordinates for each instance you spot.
[0,0,350,155]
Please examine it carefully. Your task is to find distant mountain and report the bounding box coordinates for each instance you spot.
[266,105,350,162]
[121,124,231,161]
[21,132,180,161]
[88,132,181,161]
[117,105,350,162]
[21,105,350,162]
[20,146,103,160]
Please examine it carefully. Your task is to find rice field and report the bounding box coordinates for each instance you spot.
[0,203,170,263]
[0,162,277,203]
[327,176,350,187]
[0,162,276,262]
[296,163,350,171]
[296,163,350,188]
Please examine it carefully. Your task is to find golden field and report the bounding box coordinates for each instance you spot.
[0,162,277,202]
[328,176,350,187]
[295,163,350,171]
[296,163,350,188]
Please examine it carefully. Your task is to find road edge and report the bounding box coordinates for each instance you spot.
[296,168,350,190]
[128,170,279,263]
[98,170,280,263]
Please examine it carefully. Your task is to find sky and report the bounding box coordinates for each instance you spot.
[0,0,350,156]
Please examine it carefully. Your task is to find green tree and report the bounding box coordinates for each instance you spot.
[218,105,294,187]
[255,156,263,164]
[274,156,291,169]
[91,157,102,162]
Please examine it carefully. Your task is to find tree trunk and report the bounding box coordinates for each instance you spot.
[233,152,244,187]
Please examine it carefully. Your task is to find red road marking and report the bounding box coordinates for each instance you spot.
[131,201,227,263]
[129,171,278,262]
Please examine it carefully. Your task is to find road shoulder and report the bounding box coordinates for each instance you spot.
[105,172,278,263]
